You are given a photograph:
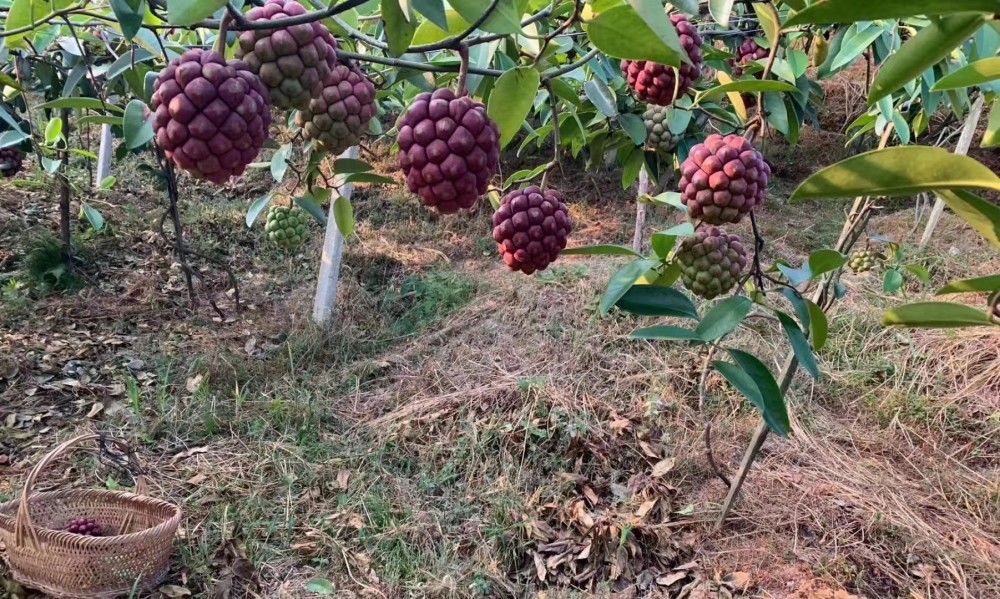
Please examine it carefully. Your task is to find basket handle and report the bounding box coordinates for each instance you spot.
[14,434,149,551]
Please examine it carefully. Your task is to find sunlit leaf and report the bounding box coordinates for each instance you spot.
[716,349,790,436]
[937,274,1000,295]
[695,296,752,341]
[382,0,418,57]
[615,286,699,319]
[585,4,682,65]
[934,189,1000,249]
[167,0,227,26]
[562,244,644,257]
[584,79,619,118]
[784,0,999,26]
[932,57,1000,90]
[697,80,798,101]
[600,258,661,315]
[488,67,541,148]
[883,302,996,328]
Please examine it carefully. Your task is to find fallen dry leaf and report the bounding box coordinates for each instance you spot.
[159,585,191,598]
[169,446,208,465]
[656,571,688,587]
[651,457,676,477]
[635,499,657,518]
[723,571,752,591]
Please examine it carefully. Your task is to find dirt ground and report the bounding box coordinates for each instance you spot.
[2,91,1000,598]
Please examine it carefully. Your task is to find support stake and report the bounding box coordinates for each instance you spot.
[312,146,359,327]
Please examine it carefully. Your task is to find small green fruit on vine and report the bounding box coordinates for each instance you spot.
[680,134,770,225]
[0,147,24,178]
[492,186,572,275]
[265,204,309,249]
[297,64,377,154]
[848,250,877,273]
[621,15,703,106]
[236,0,340,110]
[152,49,272,184]
[676,226,748,300]
[397,88,501,214]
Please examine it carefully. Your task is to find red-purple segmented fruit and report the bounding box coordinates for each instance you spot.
[492,186,572,274]
[236,0,338,110]
[676,226,748,299]
[152,49,271,185]
[296,64,376,154]
[679,134,770,225]
[0,147,24,178]
[67,517,103,537]
[728,38,769,78]
[621,14,704,106]
[397,88,501,214]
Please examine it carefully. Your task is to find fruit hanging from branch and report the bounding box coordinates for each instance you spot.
[152,49,272,184]
[235,0,339,110]
[676,226,748,300]
[0,147,24,178]
[296,64,377,155]
[265,204,309,249]
[728,38,769,78]
[397,88,501,214]
[642,105,682,154]
[679,134,770,225]
[492,186,573,275]
[621,14,703,106]
[848,250,877,273]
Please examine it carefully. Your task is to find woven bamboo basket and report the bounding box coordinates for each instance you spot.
[0,434,182,598]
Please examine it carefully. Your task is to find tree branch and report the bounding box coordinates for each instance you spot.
[335,49,503,77]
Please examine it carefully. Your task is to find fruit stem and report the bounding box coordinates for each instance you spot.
[215,12,233,55]
[540,80,560,190]
[456,44,470,96]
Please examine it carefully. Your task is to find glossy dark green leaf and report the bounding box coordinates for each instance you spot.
[81,203,105,232]
[615,285,699,319]
[37,98,124,113]
[333,158,374,174]
[933,57,1000,90]
[585,4,681,65]
[790,147,1000,202]
[781,288,810,329]
[695,296,752,341]
[5,0,76,48]
[584,79,619,118]
[503,163,550,188]
[784,0,1000,26]
[904,264,931,285]
[632,325,703,341]
[489,67,541,148]
[561,244,643,257]
[619,113,647,145]
[294,195,328,225]
[807,249,848,277]
[869,14,986,106]
[450,0,525,35]
[777,263,813,287]
[776,311,820,379]
[802,299,828,350]
[883,302,996,328]
[412,0,449,30]
[246,193,274,227]
[167,0,227,26]
[600,258,660,315]
[343,172,397,185]
[110,0,145,41]
[382,0,418,57]
[697,80,798,101]
[123,99,153,149]
[937,274,1000,295]
[935,189,1000,249]
[718,349,790,436]
[332,196,353,237]
[621,147,644,190]
[831,23,885,71]
[883,269,904,294]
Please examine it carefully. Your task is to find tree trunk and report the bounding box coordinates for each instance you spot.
[632,166,652,253]
[59,109,72,266]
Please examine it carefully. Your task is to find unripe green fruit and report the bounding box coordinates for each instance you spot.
[642,105,681,153]
[848,250,876,273]
[676,226,748,299]
[265,204,309,249]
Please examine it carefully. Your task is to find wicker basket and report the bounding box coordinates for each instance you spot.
[0,434,182,598]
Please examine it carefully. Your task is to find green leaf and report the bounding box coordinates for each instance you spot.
[695,296,752,341]
[123,99,154,149]
[670,0,699,14]
[601,259,661,315]
[883,302,996,328]
[753,2,780,47]
[781,288,810,330]
[110,0,145,41]
[41,157,62,173]
[584,79,619,118]
[776,263,813,287]
[790,147,1000,202]
[903,264,930,285]
[621,147,645,190]
[632,325,703,341]
[615,285,699,319]
[807,249,848,277]
[784,0,1000,26]
[167,0,228,26]
[4,0,75,48]
[503,163,550,188]
[697,80,798,101]
[716,350,790,436]
[37,98,124,113]
[412,0,449,30]
[81,203,106,232]
[805,299,828,350]
[830,23,885,71]
[450,0,524,35]
[984,99,1000,148]
[934,189,1000,249]
[869,14,986,106]
[45,118,63,145]
[776,311,819,379]
[343,172,397,185]
[561,244,644,257]
[488,67,540,149]
[937,274,1000,295]
[0,130,30,148]
[294,195,328,225]
[619,113,647,145]
[306,579,336,595]
[332,195,354,237]
[709,0,736,28]
[100,176,117,190]
[411,10,471,45]
[382,0,418,57]
[246,193,274,227]
[585,4,682,65]
[932,57,1000,90]
[333,158,374,174]
[883,269,904,294]
[271,144,291,182]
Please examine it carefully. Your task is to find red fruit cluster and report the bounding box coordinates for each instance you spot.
[397,89,500,214]
[67,517,103,537]
[236,0,338,110]
[0,147,24,178]
[621,14,703,106]
[728,38,768,78]
[152,49,271,184]
[492,186,572,275]
[297,64,376,154]
[680,134,770,225]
